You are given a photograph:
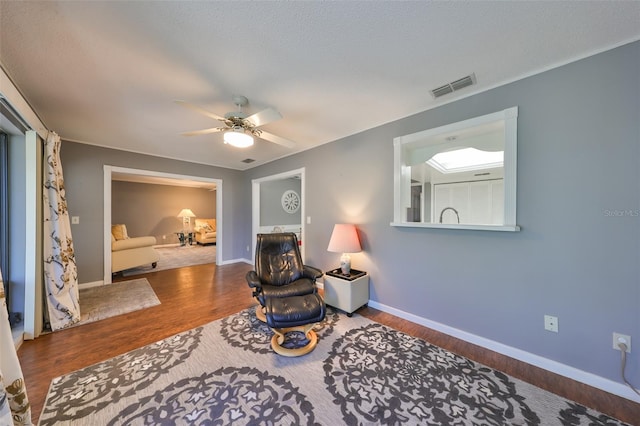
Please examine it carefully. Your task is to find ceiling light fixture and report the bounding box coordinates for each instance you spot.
[223,126,254,148]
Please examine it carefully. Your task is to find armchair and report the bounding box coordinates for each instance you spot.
[246,233,326,356]
[194,218,216,245]
[111,224,159,274]
[246,233,322,308]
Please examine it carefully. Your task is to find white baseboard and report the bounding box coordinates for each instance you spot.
[367,300,640,403]
[220,258,252,265]
[78,280,105,289]
[12,324,24,350]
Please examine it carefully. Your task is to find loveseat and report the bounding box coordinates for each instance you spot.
[194,218,216,245]
[111,224,159,273]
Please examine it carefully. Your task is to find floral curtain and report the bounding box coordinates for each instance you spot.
[43,132,80,330]
[0,267,33,425]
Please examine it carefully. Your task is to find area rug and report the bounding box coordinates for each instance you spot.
[38,308,628,425]
[76,279,160,327]
[122,244,216,277]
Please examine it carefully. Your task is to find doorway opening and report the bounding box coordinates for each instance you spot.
[251,168,305,263]
[103,166,222,284]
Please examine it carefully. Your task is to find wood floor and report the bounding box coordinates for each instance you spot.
[18,262,639,425]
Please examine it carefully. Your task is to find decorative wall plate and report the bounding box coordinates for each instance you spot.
[281,190,300,213]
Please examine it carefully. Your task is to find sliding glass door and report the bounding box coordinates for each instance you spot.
[0,132,8,314]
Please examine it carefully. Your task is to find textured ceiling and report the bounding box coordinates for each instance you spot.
[1,1,639,170]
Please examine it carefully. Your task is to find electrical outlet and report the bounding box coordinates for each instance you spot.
[71,216,80,224]
[613,333,631,353]
[544,315,558,332]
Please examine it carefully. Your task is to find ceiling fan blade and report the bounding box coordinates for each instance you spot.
[181,127,223,137]
[244,107,282,127]
[175,100,226,121]
[259,131,296,149]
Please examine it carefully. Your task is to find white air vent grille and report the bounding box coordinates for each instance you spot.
[431,73,476,98]
[431,85,454,98]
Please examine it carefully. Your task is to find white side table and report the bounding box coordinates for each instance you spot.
[323,269,369,316]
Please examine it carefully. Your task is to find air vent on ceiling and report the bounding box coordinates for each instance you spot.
[241,158,255,163]
[430,73,476,99]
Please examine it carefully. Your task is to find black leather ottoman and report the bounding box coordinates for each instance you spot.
[264,293,326,356]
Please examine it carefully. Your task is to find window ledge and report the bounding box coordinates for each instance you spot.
[390,222,521,232]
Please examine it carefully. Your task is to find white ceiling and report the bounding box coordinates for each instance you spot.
[1,1,639,170]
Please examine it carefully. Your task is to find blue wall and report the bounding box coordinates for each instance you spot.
[259,178,301,227]
[58,40,639,397]
[245,41,640,394]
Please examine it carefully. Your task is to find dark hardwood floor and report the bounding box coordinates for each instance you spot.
[18,262,639,424]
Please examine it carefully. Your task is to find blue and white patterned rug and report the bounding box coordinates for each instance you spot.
[38,308,629,425]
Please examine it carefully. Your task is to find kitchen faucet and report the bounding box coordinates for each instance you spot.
[439,207,460,223]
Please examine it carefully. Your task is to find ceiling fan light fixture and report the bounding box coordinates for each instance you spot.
[224,127,254,148]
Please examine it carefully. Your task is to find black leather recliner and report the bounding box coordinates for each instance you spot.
[246,233,322,309]
[246,233,326,356]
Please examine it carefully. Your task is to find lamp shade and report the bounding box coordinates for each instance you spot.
[224,128,254,148]
[177,208,196,218]
[327,224,361,254]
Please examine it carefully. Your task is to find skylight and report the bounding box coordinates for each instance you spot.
[427,148,503,174]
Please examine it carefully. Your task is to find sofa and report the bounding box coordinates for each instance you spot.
[111,224,159,273]
[194,218,216,245]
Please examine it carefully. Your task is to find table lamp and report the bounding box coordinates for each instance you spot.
[177,208,196,231]
[327,224,362,275]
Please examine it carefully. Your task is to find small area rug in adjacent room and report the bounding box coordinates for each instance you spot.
[38,307,628,425]
[76,278,160,327]
[122,244,216,277]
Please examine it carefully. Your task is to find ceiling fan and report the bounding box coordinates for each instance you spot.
[176,95,295,149]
